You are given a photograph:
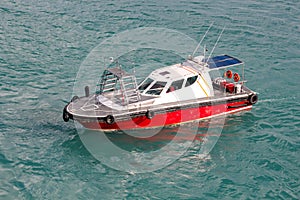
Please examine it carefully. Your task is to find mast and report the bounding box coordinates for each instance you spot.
[191,22,214,58]
[206,26,225,64]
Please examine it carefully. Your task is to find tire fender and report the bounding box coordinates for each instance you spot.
[63,106,70,122]
[105,115,115,125]
[146,110,155,119]
[248,94,258,104]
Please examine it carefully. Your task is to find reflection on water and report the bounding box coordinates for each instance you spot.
[79,119,212,152]
[77,117,228,172]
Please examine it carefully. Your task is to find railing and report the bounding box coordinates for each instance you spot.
[99,67,140,105]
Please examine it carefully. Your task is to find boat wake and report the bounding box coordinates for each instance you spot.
[258,97,296,104]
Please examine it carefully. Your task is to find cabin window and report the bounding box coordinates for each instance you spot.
[185,75,198,87]
[146,81,167,95]
[167,79,184,93]
[138,78,154,92]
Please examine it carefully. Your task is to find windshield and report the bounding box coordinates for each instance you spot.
[138,78,154,92]
[146,81,167,95]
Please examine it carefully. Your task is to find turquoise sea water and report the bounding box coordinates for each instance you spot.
[1,0,299,199]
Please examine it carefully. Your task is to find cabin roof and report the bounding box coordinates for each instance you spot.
[149,63,198,81]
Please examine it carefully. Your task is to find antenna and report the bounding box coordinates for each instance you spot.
[191,22,214,58]
[206,26,226,63]
[203,44,206,60]
[242,63,245,83]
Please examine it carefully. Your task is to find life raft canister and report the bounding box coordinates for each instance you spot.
[233,73,240,82]
[224,70,233,79]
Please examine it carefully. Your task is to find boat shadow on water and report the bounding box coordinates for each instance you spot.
[76,117,233,153]
[62,112,256,172]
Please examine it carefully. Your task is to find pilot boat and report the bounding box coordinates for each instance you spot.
[63,54,258,131]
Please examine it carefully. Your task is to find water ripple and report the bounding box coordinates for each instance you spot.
[0,0,299,199]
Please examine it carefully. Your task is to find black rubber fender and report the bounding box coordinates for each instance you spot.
[146,110,155,119]
[248,94,258,104]
[63,106,70,122]
[105,115,115,125]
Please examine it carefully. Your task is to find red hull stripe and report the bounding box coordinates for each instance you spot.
[77,100,251,131]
